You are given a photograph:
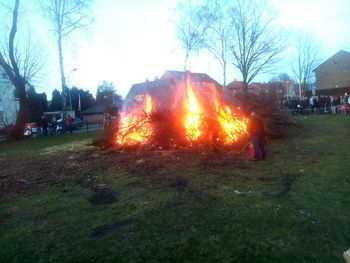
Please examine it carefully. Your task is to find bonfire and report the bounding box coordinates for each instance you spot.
[115,73,249,149]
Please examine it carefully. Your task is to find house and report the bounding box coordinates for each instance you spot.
[0,67,19,128]
[80,104,119,124]
[314,50,350,95]
[161,70,223,88]
[122,70,228,115]
[225,80,294,98]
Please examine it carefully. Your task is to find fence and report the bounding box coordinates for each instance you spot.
[80,121,104,132]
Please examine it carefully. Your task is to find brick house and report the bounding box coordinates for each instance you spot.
[225,80,294,98]
[314,50,350,95]
[123,70,226,115]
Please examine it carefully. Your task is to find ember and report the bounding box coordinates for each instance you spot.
[115,72,248,147]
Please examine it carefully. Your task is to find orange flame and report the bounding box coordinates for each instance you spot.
[115,76,249,147]
[146,95,152,114]
[217,106,248,144]
[116,95,153,145]
[210,86,248,144]
[184,81,202,141]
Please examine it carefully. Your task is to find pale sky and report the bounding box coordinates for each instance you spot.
[3,0,350,99]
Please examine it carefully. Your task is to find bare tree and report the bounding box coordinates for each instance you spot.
[269,72,292,83]
[0,0,41,132]
[230,0,285,95]
[201,0,233,87]
[290,33,319,98]
[175,0,208,70]
[43,0,93,128]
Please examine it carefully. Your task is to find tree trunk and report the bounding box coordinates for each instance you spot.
[58,32,66,92]
[184,50,190,71]
[223,62,227,87]
[57,30,67,132]
[241,77,250,113]
[0,0,32,137]
[242,71,249,97]
[15,81,31,135]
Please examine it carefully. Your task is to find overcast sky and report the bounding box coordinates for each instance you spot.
[2,0,350,99]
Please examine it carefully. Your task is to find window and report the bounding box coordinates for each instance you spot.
[134,94,144,102]
[0,111,4,121]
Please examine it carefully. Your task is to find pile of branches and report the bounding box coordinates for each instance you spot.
[148,110,188,149]
[97,108,249,153]
[243,93,297,139]
[97,92,294,150]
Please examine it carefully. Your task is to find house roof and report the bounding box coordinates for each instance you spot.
[225,80,290,94]
[225,80,262,91]
[122,70,225,114]
[313,49,350,72]
[81,104,118,115]
[161,70,223,88]
[123,79,176,113]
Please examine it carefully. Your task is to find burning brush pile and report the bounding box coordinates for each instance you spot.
[112,74,249,150]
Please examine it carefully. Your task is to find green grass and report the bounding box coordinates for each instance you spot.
[0,131,102,158]
[0,115,349,262]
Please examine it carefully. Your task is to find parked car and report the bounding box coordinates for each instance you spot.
[23,122,38,137]
[56,117,83,133]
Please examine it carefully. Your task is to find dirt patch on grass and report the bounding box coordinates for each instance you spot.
[0,142,263,198]
[92,219,136,238]
[265,173,296,198]
[168,177,188,192]
[89,189,118,206]
[0,145,230,197]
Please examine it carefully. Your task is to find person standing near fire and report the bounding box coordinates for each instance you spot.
[247,111,266,160]
[67,114,73,133]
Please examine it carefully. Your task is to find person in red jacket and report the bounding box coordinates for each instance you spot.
[67,114,73,133]
[247,111,266,160]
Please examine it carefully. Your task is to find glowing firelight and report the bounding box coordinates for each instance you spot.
[146,95,152,114]
[210,86,248,144]
[116,95,153,145]
[184,82,202,141]
[217,106,248,144]
[115,75,249,147]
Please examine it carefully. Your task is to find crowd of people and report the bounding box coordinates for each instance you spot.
[283,93,350,114]
[40,115,57,136]
[40,114,73,136]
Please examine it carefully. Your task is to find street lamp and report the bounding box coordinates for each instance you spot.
[68,68,77,111]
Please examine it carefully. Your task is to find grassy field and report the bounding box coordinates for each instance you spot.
[0,115,349,262]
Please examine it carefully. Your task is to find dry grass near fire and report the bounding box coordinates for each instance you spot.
[0,115,350,262]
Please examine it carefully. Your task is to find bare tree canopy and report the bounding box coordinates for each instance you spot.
[269,72,292,82]
[290,32,319,97]
[0,0,44,132]
[43,0,93,87]
[201,0,233,87]
[42,0,93,130]
[174,0,208,70]
[230,0,285,94]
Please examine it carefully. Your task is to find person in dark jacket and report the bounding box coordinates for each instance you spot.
[247,111,266,160]
[41,115,48,136]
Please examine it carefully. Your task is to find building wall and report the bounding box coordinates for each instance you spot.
[81,114,104,124]
[315,50,350,92]
[0,68,19,128]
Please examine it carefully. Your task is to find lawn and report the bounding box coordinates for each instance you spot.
[0,115,349,262]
